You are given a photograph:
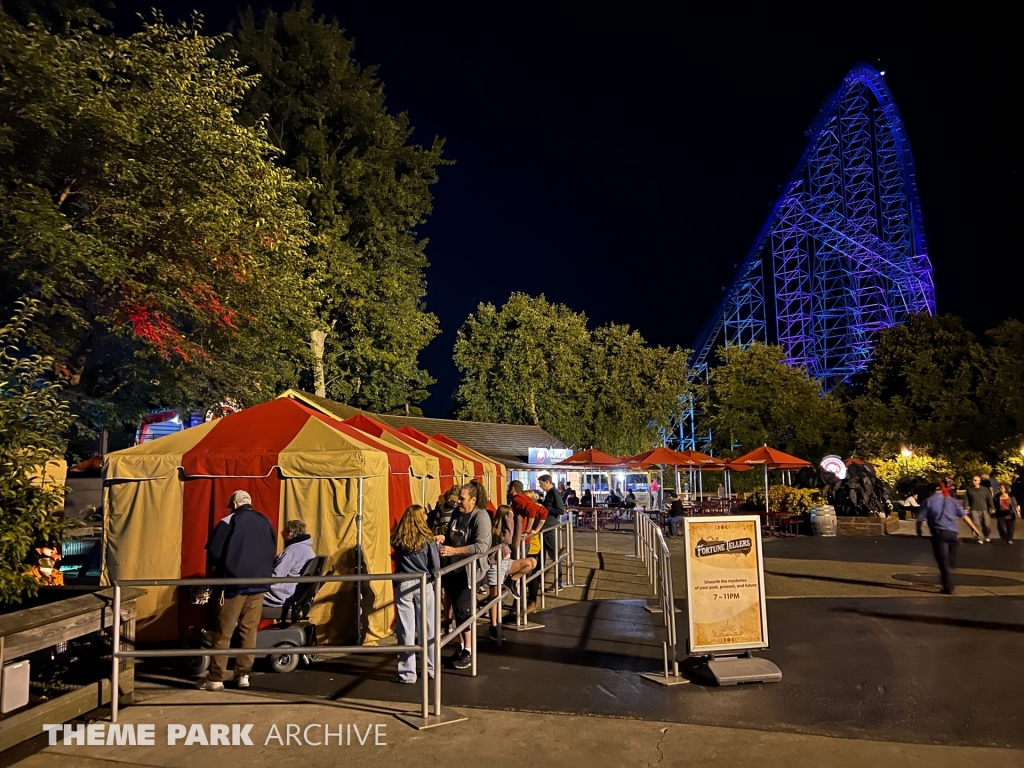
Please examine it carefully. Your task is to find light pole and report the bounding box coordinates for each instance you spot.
[900,447,913,477]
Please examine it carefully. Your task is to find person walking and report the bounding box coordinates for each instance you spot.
[438,480,492,670]
[965,475,993,543]
[391,504,440,684]
[201,490,276,691]
[262,520,316,613]
[916,483,982,594]
[994,484,1020,544]
[650,477,660,510]
[539,474,567,587]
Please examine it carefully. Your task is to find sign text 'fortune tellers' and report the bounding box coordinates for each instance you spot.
[694,537,752,557]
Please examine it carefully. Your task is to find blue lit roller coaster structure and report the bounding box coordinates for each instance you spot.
[680,64,935,449]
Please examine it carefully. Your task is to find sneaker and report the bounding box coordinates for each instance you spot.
[451,649,472,670]
[504,581,521,600]
[198,680,224,691]
[984,537,991,543]
[391,674,416,684]
[235,675,249,689]
[489,625,500,641]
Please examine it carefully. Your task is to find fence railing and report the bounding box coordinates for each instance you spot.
[110,517,576,728]
[633,510,685,685]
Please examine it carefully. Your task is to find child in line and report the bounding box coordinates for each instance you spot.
[391,504,440,684]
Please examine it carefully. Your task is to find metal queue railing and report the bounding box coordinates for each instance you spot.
[506,518,575,628]
[110,519,576,728]
[633,510,685,685]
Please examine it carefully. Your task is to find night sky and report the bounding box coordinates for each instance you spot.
[138,2,1020,415]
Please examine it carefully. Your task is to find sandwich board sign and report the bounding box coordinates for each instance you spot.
[682,515,769,654]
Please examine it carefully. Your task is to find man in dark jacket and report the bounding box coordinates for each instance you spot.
[200,490,277,690]
[539,474,568,587]
[965,476,993,543]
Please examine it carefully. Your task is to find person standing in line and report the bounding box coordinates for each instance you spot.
[965,475,993,543]
[438,480,491,670]
[916,483,982,594]
[994,484,1020,544]
[510,486,547,611]
[201,490,276,691]
[391,504,440,684]
[539,474,567,587]
[429,486,460,535]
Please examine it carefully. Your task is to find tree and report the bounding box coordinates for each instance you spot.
[0,300,73,603]
[589,324,691,455]
[851,315,987,459]
[0,11,316,435]
[699,342,847,460]
[452,293,692,453]
[453,293,593,447]
[228,2,446,414]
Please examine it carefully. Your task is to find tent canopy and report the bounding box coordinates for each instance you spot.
[629,447,695,468]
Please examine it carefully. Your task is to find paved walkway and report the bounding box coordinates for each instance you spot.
[17,688,1024,768]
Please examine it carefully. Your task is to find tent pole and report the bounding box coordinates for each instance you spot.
[675,467,681,500]
[356,476,364,644]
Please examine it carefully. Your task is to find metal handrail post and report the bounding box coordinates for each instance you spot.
[557,528,565,598]
[538,538,546,611]
[470,567,478,677]
[111,583,121,723]
[419,573,428,720]
[433,573,442,717]
[569,517,576,586]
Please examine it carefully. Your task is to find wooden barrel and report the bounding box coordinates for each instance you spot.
[811,505,837,537]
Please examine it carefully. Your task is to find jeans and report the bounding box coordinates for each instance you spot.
[395,578,435,682]
[929,530,960,593]
[668,516,685,536]
[969,509,990,538]
[208,592,263,682]
[997,515,1016,543]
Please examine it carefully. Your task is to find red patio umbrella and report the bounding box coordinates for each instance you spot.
[555,448,626,467]
[730,446,812,514]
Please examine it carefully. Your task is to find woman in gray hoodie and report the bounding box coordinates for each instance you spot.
[263,520,316,611]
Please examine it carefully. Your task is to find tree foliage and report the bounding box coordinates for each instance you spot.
[453,293,593,447]
[0,300,73,604]
[589,324,692,455]
[851,315,985,459]
[228,1,446,414]
[699,342,847,460]
[0,10,316,434]
[453,293,691,454]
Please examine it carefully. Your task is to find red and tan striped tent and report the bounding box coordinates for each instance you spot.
[397,426,505,510]
[102,398,411,644]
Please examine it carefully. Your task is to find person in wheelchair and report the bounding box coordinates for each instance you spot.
[263,520,316,616]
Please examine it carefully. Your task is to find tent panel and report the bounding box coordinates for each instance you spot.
[102,475,183,640]
[104,420,217,480]
[181,399,311,478]
[278,416,388,478]
[283,475,393,644]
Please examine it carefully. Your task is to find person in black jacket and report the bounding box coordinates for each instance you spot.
[200,490,276,691]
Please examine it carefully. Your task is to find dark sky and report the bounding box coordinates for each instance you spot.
[141,2,1019,415]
